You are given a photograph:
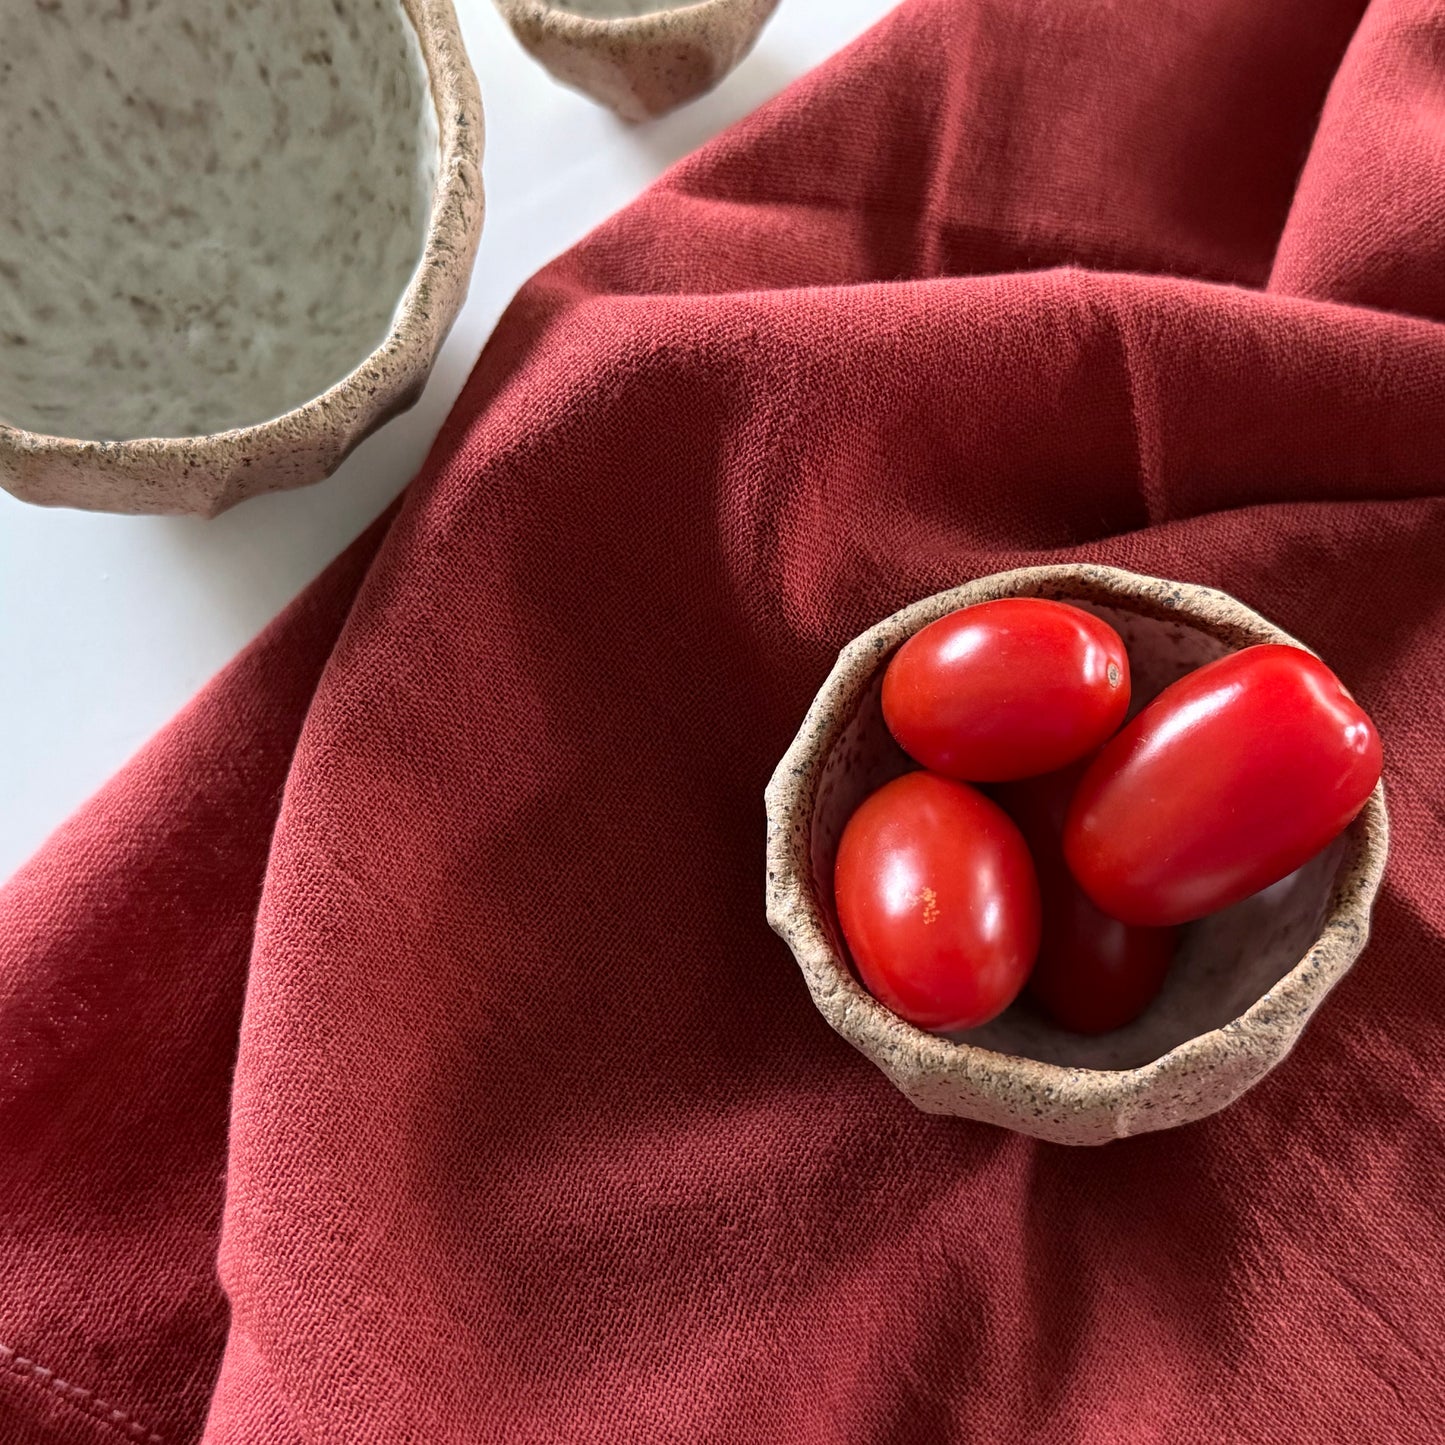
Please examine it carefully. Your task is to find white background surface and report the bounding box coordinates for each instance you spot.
[0,0,892,882]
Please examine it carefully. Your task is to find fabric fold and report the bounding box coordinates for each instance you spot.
[3,0,1443,1439]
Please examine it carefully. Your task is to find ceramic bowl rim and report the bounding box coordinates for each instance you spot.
[0,0,482,500]
[764,562,1390,1117]
[494,0,766,32]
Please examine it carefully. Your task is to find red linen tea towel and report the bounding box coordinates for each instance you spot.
[4,0,1445,1439]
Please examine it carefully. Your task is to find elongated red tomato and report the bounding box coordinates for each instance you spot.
[882,599,1130,782]
[834,771,1041,1032]
[994,766,1177,1034]
[1064,645,1382,927]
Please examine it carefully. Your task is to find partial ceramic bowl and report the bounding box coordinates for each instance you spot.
[765,564,1389,1146]
[494,0,780,121]
[0,0,483,517]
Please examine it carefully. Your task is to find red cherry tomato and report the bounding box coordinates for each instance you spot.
[833,771,1041,1032]
[882,599,1131,782]
[1064,644,1382,927]
[994,766,1177,1034]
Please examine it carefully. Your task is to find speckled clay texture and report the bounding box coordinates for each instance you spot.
[494,0,780,121]
[0,0,483,516]
[764,565,1390,1146]
[3,0,435,440]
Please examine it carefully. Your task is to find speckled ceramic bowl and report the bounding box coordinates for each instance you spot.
[0,0,483,516]
[494,0,779,121]
[765,564,1389,1146]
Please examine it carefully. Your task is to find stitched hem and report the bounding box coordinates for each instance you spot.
[0,1343,163,1445]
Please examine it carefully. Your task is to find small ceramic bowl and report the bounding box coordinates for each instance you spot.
[765,564,1389,1146]
[0,0,483,517]
[493,0,780,121]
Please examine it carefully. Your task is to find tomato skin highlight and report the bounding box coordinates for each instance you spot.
[834,772,1041,1033]
[882,599,1131,783]
[994,766,1177,1034]
[1064,644,1383,927]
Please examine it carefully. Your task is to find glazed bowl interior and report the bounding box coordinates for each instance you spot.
[807,598,1354,1071]
[1,0,439,442]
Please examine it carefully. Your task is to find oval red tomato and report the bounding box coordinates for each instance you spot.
[1064,644,1382,927]
[833,771,1041,1032]
[994,765,1177,1034]
[882,598,1131,782]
